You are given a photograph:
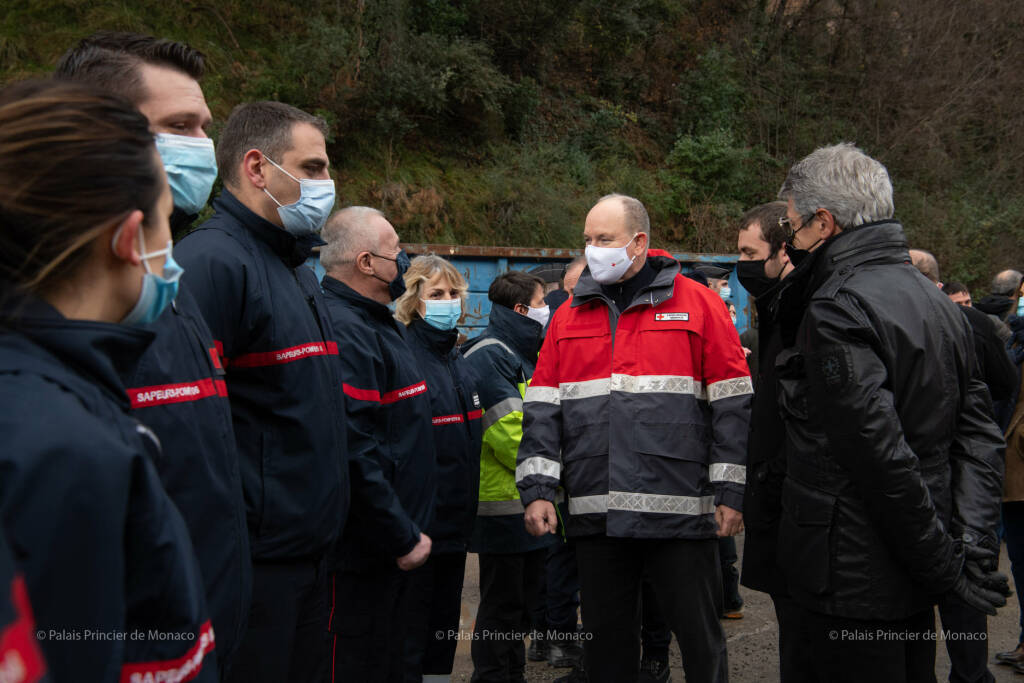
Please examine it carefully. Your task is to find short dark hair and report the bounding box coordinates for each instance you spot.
[54,31,205,106]
[944,281,970,297]
[739,201,789,255]
[0,80,162,300]
[489,271,544,310]
[217,101,328,187]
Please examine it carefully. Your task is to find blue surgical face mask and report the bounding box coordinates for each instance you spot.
[262,154,336,236]
[1017,296,1024,318]
[114,227,183,327]
[421,297,461,330]
[719,285,732,300]
[154,134,217,215]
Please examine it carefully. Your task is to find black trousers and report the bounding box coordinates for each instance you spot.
[533,536,581,638]
[792,604,937,683]
[719,535,743,610]
[575,536,726,683]
[330,563,414,683]
[1004,501,1024,645]
[404,552,468,680]
[937,598,995,683]
[771,592,818,683]
[225,559,328,683]
[471,549,546,683]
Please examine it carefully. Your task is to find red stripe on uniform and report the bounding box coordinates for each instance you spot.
[343,383,381,402]
[467,409,483,420]
[213,340,226,368]
[119,621,215,683]
[1,577,48,682]
[381,381,428,404]
[214,379,228,397]
[230,341,339,368]
[432,413,464,425]
[127,378,221,409]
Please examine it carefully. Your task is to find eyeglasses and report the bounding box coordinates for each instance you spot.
[778,212,819,241]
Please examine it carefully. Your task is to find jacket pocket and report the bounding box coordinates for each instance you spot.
[632,421,710,462]
[778,478,836,595]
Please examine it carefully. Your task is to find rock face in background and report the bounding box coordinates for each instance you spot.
[8,0,1024,285]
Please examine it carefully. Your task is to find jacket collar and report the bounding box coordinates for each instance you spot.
[2,298,154,409]
[407,317,459,357]
[484,302,543,360]
[212,190,325,268]
[573,252,680,310]
[321,275,398,327]
[805,220,909,293]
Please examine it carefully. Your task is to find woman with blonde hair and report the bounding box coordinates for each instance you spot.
[396,255,483,682]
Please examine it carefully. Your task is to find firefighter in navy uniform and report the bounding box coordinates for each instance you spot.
[0,80,217,682]
[396,255,485,682]
[55,33,251,676]
[175,101,348,683]
[316,207,437,682]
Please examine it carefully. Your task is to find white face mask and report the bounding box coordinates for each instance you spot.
[585,233,638,284]
[526,304,550,328]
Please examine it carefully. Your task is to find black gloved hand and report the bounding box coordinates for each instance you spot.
[947,535,1012,616]
[950,571,1009,616]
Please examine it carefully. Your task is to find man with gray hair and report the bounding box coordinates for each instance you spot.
[977,269,1024,322]
[318,206,437,682]
[775,143,1008,681]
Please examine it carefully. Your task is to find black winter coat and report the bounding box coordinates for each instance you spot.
[322,277,436,569]
[0,302,217,681]
[176,190,348,561]
[0,528,47,682]
[775,220,1005,620]
[405,318,483,554]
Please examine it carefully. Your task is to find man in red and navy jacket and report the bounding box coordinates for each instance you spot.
[176,102,348,683]
[518,194,752,683]
[317,207,437,683]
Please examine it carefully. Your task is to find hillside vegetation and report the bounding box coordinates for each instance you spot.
[4,0,1023,289]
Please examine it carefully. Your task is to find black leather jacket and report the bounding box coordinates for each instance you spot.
[775,220,1005,620]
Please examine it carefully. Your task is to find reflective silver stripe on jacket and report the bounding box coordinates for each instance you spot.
[610,373,704,398]
[706,376,754,402]
[524,385,560,405]
[481,396,524,432]
[709,463,746,484]
[560,377,611,400]
[568,492,716,516]
[516,456,561,483]
[463,337,515,358]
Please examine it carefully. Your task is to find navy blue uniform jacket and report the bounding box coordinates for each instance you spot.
[176,190,348,561]
[122,283,251,664]
[0,302,216,682]
[321,277,436,570]
[405,318,483,554]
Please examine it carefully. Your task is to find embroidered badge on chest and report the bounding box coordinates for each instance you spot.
[655,312,689,321]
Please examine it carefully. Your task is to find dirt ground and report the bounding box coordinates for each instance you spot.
[449,535,1023,682]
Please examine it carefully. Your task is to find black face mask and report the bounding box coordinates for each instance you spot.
[371,249,411,301]
[783,238,823,269]
[736,259,781,299]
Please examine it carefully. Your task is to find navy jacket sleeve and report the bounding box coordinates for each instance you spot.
[336,324,420,559]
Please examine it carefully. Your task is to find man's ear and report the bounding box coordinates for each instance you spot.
[773,244,790,266]
[110,211,145,266]
[241,149,268,190]
[355,251,375,276]
[819,209,841,239]
[513,303,529,315]
[636,231,649,253]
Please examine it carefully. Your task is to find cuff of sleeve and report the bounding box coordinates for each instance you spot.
[518,484,556,508]
[715,485,745,513]
[392,524,421,560]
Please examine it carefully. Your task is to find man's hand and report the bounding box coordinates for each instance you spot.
[524,500,558,536]
[396,532,432,571]
[715,505,743,537]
